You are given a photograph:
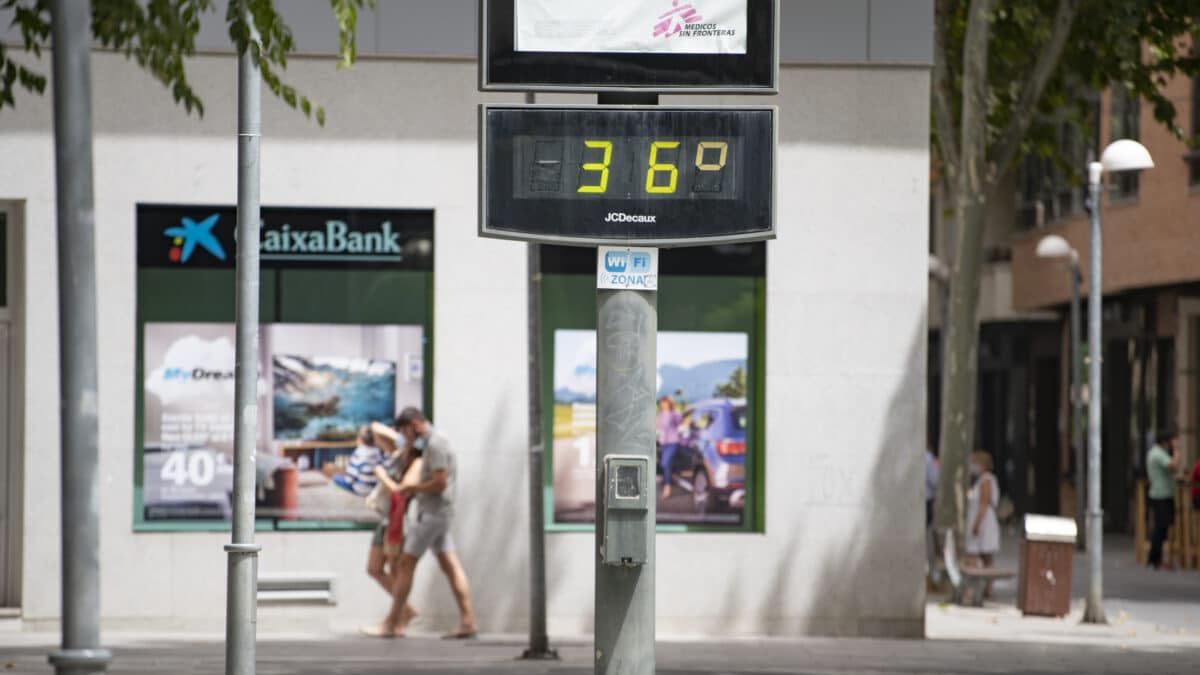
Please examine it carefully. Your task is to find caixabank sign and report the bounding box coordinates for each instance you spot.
[137,204,434,271]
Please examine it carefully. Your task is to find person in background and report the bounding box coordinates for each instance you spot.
[361,422,420,633]
[657,396,683,498]
[1191,454,1200,512]
[333,425,384,496]
[965,450,1000,598]
[925,447,939,528]
[364,408,477,639]
[1146,429,1181,570]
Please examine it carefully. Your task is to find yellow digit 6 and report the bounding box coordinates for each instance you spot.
[646,141,681,194]
[578,140,613,194]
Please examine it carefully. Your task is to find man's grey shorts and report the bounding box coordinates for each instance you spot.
[403,511,454,557]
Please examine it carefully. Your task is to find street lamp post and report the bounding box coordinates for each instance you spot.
[1083,139,1155,624]
[1035,235,1084,551]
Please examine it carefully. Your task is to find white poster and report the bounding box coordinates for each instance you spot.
[516,0,747,55]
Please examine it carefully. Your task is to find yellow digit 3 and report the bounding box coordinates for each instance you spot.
[578,140,613,194]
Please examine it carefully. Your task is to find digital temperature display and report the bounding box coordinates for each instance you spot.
[481,105,775,246]
[513,136,743,201]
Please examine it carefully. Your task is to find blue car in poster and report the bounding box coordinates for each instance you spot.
[671,398,747,514]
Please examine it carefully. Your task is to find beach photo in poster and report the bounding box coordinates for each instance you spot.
[553,328,749,526]
[141,322,424,524]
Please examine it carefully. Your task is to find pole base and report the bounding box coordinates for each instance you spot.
[1082,602,1106,625]
[49,648,112,673]
[520,648,560,661]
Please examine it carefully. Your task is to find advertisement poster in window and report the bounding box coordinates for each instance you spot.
[142,322,424,523]
[553,329,749,526]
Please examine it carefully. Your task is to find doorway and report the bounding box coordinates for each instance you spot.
[1032,356,1062,515]
[0,207,22,609]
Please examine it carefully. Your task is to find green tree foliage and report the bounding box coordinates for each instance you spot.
[713,366,747,399]
[0,0,376,124]
[936,0,1200,178]
[933,0,1199,537]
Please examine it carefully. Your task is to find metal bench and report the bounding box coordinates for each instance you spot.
[942,529,1016,606]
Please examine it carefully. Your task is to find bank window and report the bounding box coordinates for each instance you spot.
[1110,83,1140,200]
[134,204,434,532]
[539,243,765,533]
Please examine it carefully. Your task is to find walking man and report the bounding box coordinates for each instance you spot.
[1146,429,1181,570]
[363,407,478,638]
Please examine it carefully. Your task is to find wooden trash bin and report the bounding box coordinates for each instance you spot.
[1018,514,1077,618]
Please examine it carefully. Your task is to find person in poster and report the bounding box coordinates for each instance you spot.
[657,396,684,498]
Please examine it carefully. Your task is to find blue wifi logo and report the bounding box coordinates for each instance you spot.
[605,251,629,273]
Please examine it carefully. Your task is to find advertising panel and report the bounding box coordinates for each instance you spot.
[481,0,778,92]
[142,323,424,523]
[552,329,749,526]
[516,0,748,55]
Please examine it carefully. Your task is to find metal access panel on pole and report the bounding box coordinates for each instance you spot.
[478,3,777,672]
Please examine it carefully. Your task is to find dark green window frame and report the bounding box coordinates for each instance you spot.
[538,244,767,534]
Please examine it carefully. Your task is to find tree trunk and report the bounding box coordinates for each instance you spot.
[934,190,989,535]
[934,0,995,536]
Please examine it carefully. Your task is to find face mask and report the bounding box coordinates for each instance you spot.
[969,464,981,478]
[413,435,427,451]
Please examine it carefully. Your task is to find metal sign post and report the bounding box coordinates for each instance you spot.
[594,288,657,673]
[594,243,659,674]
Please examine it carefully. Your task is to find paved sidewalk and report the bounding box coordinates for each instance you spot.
[955,532,1200,638]
[2,627,1198,675]
[3,536,1196,674]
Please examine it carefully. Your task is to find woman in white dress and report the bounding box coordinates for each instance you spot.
[965,450,1001,597]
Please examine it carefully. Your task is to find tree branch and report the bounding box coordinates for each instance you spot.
[932,0,960,172]
[958,0,995,199]
[987,0,1081,177]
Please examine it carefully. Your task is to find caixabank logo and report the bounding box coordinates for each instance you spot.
[164,214,226,264]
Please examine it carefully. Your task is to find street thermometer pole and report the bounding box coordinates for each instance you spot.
[477,5,779,673]
[592,92,660,675]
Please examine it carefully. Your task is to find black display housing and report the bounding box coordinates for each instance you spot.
[480,105,775,246]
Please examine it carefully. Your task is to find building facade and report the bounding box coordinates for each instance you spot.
[1008,62,1200,532]
[0,1,933,638]
[929,46,1199,533]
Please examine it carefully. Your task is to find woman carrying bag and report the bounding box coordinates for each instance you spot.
[362,421,423,635]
